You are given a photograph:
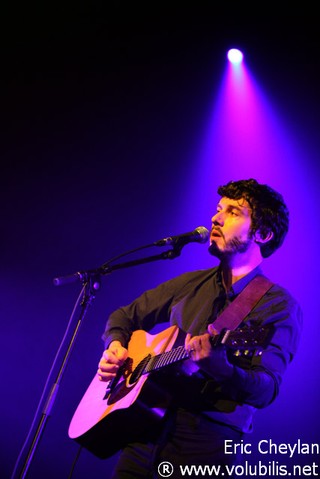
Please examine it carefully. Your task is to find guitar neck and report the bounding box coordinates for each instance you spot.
[140,324,272,377]
[144,346,189,374]
[110,325,272,391]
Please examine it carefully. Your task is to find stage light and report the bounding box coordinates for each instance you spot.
[227,48,244,64]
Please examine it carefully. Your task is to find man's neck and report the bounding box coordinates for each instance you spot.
[220,257,263,288]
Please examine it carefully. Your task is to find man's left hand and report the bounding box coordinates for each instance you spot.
[184,327,234,381]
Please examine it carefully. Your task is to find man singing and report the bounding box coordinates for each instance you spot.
[98,179,302,478]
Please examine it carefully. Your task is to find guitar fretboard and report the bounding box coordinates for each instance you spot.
[143,346,189,374]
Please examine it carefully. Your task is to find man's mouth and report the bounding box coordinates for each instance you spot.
[210,228,223,238]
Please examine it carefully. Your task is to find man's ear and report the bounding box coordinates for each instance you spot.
[254,230,273,244]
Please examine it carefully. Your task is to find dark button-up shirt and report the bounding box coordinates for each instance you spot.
[102,266,302,432]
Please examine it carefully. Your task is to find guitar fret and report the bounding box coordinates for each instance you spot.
[174,346,183,362]
[156,354,165,369]
[159,353,167,368]
[171,348,179,362]
[164,348,178,365]
[144,346,189,375]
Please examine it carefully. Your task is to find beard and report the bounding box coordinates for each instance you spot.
[208,235,252,259]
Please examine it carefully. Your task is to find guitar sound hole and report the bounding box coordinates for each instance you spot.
[129,355,151,384]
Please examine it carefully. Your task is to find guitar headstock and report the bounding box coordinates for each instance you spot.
[210,325,273,353]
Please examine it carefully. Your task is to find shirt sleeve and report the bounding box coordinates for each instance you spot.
[102,269,215,349]
[218,286,303,408]
[101,272,197,348]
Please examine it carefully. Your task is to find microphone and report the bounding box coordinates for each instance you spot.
[154,226,209,247]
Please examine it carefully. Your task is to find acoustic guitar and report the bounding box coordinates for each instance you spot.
[69,324,272,458]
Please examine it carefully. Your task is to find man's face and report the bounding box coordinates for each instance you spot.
[209,196,254,259]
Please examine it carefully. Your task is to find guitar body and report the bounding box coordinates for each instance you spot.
[69,323,271,458]
[68,325,181,458]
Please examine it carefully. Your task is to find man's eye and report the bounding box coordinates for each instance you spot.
[230,210,239,216]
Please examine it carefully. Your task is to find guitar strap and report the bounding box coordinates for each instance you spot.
[211,274,274,333]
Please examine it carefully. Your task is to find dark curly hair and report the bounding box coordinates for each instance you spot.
[217,179,289,258]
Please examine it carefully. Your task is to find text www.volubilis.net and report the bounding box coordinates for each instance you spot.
[157,460,319,477]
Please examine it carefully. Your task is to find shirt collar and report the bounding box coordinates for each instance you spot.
[230,265,263,296]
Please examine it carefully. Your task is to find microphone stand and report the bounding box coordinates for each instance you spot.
[15,244,183,478]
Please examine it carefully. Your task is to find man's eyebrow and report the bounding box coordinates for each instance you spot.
[217,203,243,211]
[217,202,251,213]
[228,204,243,210]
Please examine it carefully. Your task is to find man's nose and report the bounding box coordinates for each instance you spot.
[211,212,224,226]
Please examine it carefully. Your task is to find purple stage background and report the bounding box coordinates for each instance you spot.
[2,5,319,478]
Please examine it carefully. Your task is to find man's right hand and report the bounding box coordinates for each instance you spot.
[97,341,128,382]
